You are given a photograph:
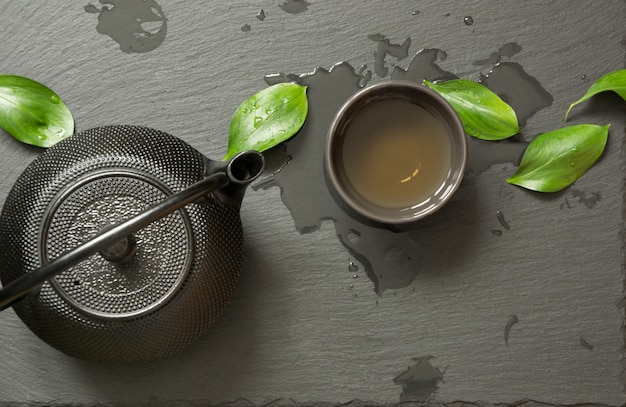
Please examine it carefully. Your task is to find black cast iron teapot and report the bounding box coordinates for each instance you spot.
[0,125,264,364]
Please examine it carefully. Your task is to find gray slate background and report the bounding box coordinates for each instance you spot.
[0,0,625,405]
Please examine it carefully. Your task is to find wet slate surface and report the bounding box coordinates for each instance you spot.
[0,1,625,405]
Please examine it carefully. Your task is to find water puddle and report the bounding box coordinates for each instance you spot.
[85,0,167,53]
[393,356,445,401]
[258,45,553,293]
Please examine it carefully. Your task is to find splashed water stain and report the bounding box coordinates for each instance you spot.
[496,210,511,230]
[85,0,167,53]
[504,314,519,345]
[279,0,310,14]
[465,137,528,177]
[559,187,601,210]
[368,34,411,77]
[473,42,523,66]
[579,337,593,350]
[393,356,444,402]
[479,62,553,127]
[262,63,421,293]
[260,45,552,293]
[570,187,601,209]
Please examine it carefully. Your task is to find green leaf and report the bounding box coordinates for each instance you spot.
[423,79,519,141]
[506,124,609,192]
[565,69,626,121]
[224,83,308,160]
[0,75,74,147]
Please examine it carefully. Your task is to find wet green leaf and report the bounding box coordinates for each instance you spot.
[224,83,308,160]
[506,124,609,192]
[0,75,74,147]
[423,79,519,140]
[565,69,626,121]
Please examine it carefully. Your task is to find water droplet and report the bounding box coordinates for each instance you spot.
[581,74,588,80]
[358,70,372,88]
[347,230,361,245]
[348,261,359,272]
[411,11,420,16]
[579,337,594,351]
[491,229,503,237]
[256,9,266,21]
[569,161,576,167]
[37,134,47,141]
[464,16,474,25]
[241,24,251,32]
[265,108,274,115]
[279,0,310,14]
[253,116,263,128]
[444,12,451,17]
[50,95,60,104]
[353,274,358,279]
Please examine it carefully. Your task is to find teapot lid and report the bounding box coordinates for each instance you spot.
[41,169,195,319]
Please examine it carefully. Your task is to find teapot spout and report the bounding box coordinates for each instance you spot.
[208,150,265,209]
